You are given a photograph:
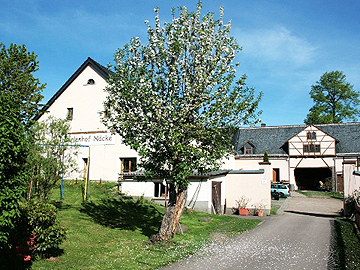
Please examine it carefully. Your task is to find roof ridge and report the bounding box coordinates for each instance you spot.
[239,124,306,129]
[240,122,360,130]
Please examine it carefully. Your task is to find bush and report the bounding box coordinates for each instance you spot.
[324,177,333,191]
[19,201,66,257]
[263,151,269,162]
[343,190,360,217]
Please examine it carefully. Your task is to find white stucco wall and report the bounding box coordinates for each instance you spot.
[38,65,139,182]
[224,166,271,214]
[121,176,226,214]
[343,161,360,198]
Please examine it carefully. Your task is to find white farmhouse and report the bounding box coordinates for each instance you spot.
[36,57,360,215]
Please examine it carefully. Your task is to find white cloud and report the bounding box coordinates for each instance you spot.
[237,26,318,68]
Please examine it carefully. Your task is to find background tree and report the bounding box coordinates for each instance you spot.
[304,71,359,124]
[0,91,31,249]
[103,3,262,242]
[0,43,45,127]
[0,43,44,249]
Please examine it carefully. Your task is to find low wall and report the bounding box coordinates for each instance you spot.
[224,167,271,215]
[342,160,360,216]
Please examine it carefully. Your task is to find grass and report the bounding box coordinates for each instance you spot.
[296,190,343,200]
[270,197,288,215]
[31,181,261,269]
[333,219,360,269]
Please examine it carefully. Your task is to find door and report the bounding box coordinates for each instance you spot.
[212,182,221,215]
[273,168,280,182]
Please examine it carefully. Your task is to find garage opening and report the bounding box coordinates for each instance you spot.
[295,168,332,190]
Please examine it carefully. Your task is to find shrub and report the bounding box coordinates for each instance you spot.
[343,190,360,217]
[19,200,66,257]
[324,177,333,191]
[263,151,269,162]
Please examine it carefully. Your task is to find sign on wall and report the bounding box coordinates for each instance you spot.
[71,132,116,146]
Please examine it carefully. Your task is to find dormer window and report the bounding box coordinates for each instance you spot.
[245,146,253,154]
[307,131,316,140]
[87,79,95,85]
[242,141,255,155]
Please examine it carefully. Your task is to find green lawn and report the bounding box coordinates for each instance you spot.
[31,181,261,269]
[296,190,343,200]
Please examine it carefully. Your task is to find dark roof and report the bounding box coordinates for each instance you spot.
[319,123,360,153]
[34,57,112,121]
[234,123,360,156]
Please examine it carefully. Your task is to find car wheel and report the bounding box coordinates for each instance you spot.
[279,192,284,198]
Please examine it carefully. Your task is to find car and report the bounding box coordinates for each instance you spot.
[271,183,290,197]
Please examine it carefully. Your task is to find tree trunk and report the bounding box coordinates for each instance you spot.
[150,184,188,243]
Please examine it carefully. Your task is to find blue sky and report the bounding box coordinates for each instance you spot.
[1,0,359,126]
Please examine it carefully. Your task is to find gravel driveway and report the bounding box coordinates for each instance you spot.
[160,192,343,270]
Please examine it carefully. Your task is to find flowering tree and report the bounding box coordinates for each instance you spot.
[103,3,262,242]
[29,116,79,201]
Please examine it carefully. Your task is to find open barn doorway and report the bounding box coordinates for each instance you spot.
[295,168,332,190]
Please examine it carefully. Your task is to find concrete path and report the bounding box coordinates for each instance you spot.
[161,192,343,270]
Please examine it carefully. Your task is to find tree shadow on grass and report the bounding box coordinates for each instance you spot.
[80,197,163,237]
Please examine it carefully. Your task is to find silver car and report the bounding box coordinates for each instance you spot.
[271,183,290,197]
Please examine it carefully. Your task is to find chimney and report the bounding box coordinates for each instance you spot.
[261,123,266,127]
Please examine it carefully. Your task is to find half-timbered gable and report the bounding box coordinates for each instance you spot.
[288,125,337,157]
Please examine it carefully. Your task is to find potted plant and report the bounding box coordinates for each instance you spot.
[253,202,266,216]
[235,195,251,216]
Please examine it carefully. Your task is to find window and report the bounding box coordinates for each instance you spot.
[120,158,136,173]
[154,182,167,198]
[67,108,73,120]
[242,142,254,154]
[304,143,320,153]
[104,106,109,118]
[87,79,95,85]
[244,147,253,154]
[307,131,316,140]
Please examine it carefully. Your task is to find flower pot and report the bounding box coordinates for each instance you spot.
[239,208,250,216]
[257,210,264,217]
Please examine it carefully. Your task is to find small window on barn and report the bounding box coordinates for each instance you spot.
[244,146,253,154]
[242,141,254,155]
[307,131,316,140]
[66,108,73,120]
[304,143,320,153]
[87,79,95,85]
